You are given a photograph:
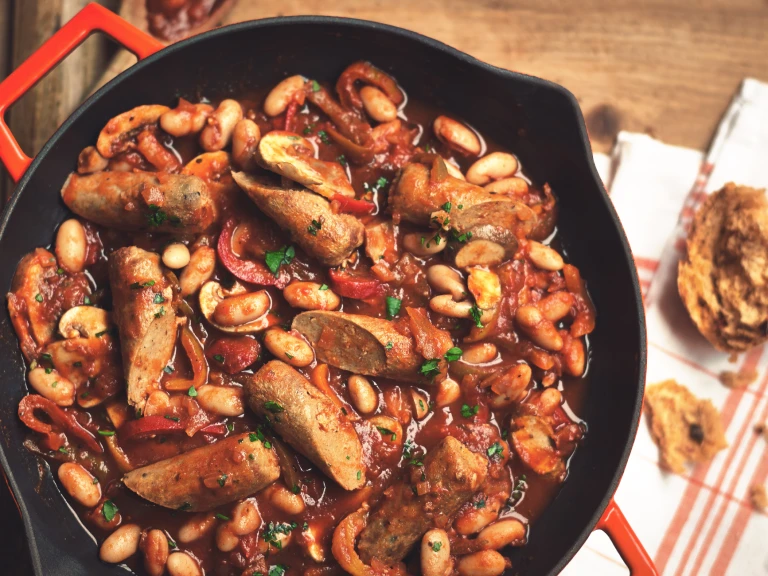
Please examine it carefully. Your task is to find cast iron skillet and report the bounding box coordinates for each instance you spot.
[0,5,650,575]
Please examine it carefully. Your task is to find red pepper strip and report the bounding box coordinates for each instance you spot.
[119,415,184,441]
[284,100,300,133]
[200,422,227,435]
[18,395,102,453]
[326,126,376,165]
[305,84,372,145]
[329,268,383,299]
[166,322,209,391]
[331,194,376,215]
[218,218,290,288]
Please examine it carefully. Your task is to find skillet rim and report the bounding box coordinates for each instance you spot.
[0,14,647,576]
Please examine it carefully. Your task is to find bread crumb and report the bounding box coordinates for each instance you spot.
[720,370,758,388]
[750,484,767,511]
[678,183,768,353]
[645,379,728,474]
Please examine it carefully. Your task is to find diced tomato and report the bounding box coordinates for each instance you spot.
[329,268,383,299]
[206,336,261,374]
[119,415,184,441]
[331,194,376,215]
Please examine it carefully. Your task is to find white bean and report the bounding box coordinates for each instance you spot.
[263,328,314,367]
[232,118,261,169]
[57,462,100,507]
[462,343,498,365]
[528,241,564,271]
[457,550,507,576]
[160,102,213,137]
[360,86,398,123]
[162,243,190,269]
[264,75,305,117]
[55,219,87,274]
[466,152,519,185]
[177,514,216,543]
[455,240,506,269]
[180,246,215,297]
[283,282,341,311]
[454,504,499,535]
[538,388,563,415]
[478,519,526,550]
[515,306,564,351]
[421,529,451,576]
[267,484,306,514]
[348,375,378,414]
[537,292,573,322]
[216,523,239,552]
[484,177,529,196]
[427,265,466,300]
[195,385,244,416]
[200,99,243,151]
[403,232,447,257]
[166,552,203,576]
[213,291,271,326]
[444,159,466,180]
[142,529,169,576]
[433,116,481,156]
[100,524,141,564]
[231,499,261,535]
[429,294,473,318]
[435,378,461,407]
[28,367,74,406]
[77,146,108,174]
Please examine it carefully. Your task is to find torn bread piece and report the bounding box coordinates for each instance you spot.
[719,369,758,389]
[645,379,728,474]
[750,484,767,511]
[678,183,768,353]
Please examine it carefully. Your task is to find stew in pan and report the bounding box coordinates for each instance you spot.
[7,62,595,576]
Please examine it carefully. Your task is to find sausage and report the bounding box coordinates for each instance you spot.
[109,247,177,410]
[357,436,488,564]
[123,433,280,511]
[292,311,422,382]
[389,163,515,225]
[61,171,215,233]
[244,360,365,490]
[232,171,364,267]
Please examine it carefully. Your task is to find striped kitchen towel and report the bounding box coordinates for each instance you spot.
[563,78,768,576]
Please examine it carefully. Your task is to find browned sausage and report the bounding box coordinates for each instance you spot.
[389,162,514,225]
[61,171,215,233]
[357,436,488,564]
[292,311,422,381]
[232,171,364,267]
[109,247,177,410]
[123,433,280,511]
[244,360,365,490]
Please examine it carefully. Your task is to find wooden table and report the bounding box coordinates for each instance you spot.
[1,0,768,573]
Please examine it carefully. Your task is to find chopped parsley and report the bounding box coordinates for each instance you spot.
[164,366,174,374]
[167,537,177,549]
[215,513,230,521]
[285,352,294,359]
[385,341,394,350]
[83,296,91,305]
[73,361,82,368]
[337,154,347,167]
[403,441,424,467]
[147,204,167,227]
[319,284,329,291]
[34,293,43,303]
[419,358,440,378]
[307,219,322,236]
[303,522,309,531]
[56,268,64,275]
[178,502,192,511]
[249,428,272,449]
[164,415,180,422]
[51,381,58,388]
[357,470,362,480]
[376,426,397,441]
[448,229,473,243]
[474,499,487,509]
[264,401,284,413]
[311,80,321,92]
[487,442,504,460]
[153,293,165,304]
[227,421,235,432]
[94,329,109,338]
[57,447,69,454]
[213,354,225,363]
[98,430,115,436]
[263,522,297,550]
[217,474,228,487]
[291,484,301,494]
[442,201,452,212]
[469,304,484,328]
[187,386,198,397]
[154,306,166,319]
[264,245,296,276]
[444,347,462,362]
[431,541,442,552]
[385,296,401,320]
[317,130,330,145]
[269,566,287,576]
[102,500,118,522]
[461,404,480,418]
[41,353,52,361]
[130,280,156,289]
[45,368,52,374]
[376,176,388,189]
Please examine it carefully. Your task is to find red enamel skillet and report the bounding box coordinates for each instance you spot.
[0,4,656,575]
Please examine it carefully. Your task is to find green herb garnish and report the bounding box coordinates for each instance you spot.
[264,245,295,276]
[444,347,462,362]
[102,500,118,522]
[385,296,401,320]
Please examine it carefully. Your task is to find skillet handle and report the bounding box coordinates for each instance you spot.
[0,2,163,183]
[597,499,659,575]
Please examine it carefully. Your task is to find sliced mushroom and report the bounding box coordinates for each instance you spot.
[96,105,170,158]
[59,306,111,339]
[232,171,364,267]
[448,201,537,258]
[257,131,354,199]
[199,281,277,334]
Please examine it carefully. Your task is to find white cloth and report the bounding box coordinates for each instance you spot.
[562,79,768,576]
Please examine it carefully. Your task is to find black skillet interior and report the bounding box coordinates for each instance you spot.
[0,16,646,576]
